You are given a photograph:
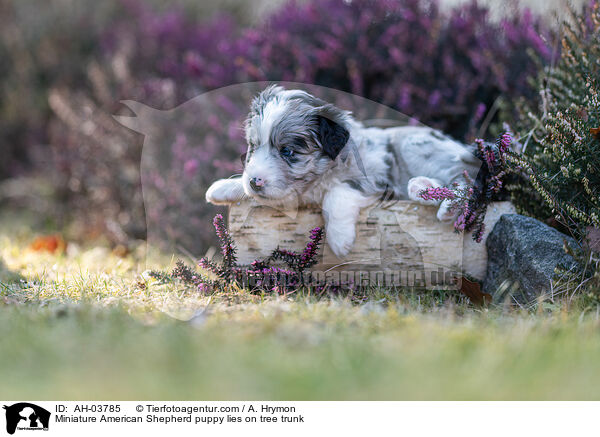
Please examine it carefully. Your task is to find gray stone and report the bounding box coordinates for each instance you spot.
[483,214,579,304]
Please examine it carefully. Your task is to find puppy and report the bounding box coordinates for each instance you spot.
[206,85,480,257]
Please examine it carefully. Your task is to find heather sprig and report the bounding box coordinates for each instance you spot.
[299,227,323,271]
[198,257,223,277]
[419,133,513,242]
[419,187,456,202]
[213,214,237,267]
[157,215,325,294]
[172,260,204,286]
[268,248,302,270]
[269,226,324,272]
[169,260,219,293]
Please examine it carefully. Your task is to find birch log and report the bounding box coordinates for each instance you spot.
[228,200,515,287]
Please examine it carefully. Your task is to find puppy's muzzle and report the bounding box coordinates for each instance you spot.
[249,177,265,192]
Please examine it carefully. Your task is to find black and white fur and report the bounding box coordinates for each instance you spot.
[206,85,480,258]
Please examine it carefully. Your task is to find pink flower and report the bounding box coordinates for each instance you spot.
[419,187,456,201]
[485,149,496,168]
[198,283,211,294]
[474,103,487,122]
[454,213,467,231]
[499,132,512,153]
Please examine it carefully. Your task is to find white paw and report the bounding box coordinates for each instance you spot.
[407,176,442,205]
[437,199,455,222]
[326,225,356,258]
[205,178,245,205]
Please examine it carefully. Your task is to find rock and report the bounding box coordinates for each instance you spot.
[483,214,578,304]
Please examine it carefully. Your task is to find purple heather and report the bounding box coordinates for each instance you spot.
[419,187,456,201]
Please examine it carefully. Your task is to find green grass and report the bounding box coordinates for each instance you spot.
[1,213,600,400]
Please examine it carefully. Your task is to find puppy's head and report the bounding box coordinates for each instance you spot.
[242,85,351,203]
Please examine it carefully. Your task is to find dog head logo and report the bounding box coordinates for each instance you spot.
[3,403,50,434]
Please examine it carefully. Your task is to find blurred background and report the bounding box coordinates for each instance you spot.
[0,0,580,252]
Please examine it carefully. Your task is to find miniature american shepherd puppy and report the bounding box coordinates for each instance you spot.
[206,85,480,257]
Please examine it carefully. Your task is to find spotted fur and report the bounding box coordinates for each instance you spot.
[206,85,480,257]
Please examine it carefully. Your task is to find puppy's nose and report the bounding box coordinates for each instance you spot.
[249,177,265,191]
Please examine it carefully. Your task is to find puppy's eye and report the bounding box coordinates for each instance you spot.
[280,147,294,158]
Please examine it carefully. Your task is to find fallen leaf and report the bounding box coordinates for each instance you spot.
[29,235,67,254]
[111,244,130,258]
[457,276,492,306]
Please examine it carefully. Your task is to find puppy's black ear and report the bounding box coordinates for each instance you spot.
[317,115,350,160]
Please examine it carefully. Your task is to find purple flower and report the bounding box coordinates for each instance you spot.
[213,214,237,267]
[299,227,323,270]
[411,133,512,242]
[197,283,211,294]
[454,213,467,232]
[499,132,512,153]
[485,149,496,169]
[419,187,456,201]
[474,103,487,123]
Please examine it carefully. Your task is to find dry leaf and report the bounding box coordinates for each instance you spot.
[458,277,492,306]
[112,244,130,258]
[29,235,67,254]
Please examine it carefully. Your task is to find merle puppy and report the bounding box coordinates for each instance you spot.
[206,85,480,257]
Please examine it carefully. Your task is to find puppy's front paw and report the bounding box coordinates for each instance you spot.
[407,176,442,205]
[326,225,355,258]
[436,199,456,222]
[205,178,245,205]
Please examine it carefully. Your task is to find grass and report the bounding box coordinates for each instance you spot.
[1,211,600,400]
